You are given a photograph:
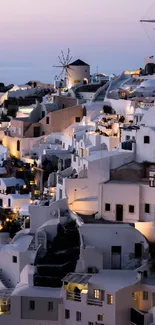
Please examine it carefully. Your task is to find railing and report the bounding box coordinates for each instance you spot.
[87,298,103,307]
[0,304,10,314]
[66,291,81,302]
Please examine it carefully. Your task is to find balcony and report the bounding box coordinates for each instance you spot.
[0,304,10,315]
[87,298,103,307]
[66,291,81,302]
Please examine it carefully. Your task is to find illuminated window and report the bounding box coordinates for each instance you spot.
[98,315,103,321]
[94,289,100,299]
[107,294,113,305]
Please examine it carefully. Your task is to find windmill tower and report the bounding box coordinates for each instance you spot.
[54,49,90,89]
[53,48,73,89]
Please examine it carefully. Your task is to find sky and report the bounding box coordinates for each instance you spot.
[0,0,155,84]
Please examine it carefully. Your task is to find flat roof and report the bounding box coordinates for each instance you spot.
[89,270,139,292]
[12,285,61,298]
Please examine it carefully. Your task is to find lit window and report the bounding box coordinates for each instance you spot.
[129,205,134,213]
[76,311,81,321]
[98,314,103,321]
[105,203,110,211]
[29,300,35,310]
[107,294,113,305]
[143,291,148,300]
[94,289,100,299]
[48,301,53,311]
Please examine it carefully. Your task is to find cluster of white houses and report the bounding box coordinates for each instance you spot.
[1,60,155,325]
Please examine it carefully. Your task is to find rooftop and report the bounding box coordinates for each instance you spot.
[1,177,25,187]
[69,59,89,67]
[89,270,139,292]
[12,284,61,298]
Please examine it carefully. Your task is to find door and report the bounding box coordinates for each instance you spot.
[135,243,142,258]
[33,126,40,137]
[152,293,155,307]
[116,204,123,221]
[111,246,121,269]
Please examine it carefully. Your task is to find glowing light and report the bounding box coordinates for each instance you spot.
[0,225,3,231]
[6,218,10,222]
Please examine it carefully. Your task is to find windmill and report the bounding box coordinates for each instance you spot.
[53,48,73,87]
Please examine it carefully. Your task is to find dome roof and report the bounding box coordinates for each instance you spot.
[140,106,155,127]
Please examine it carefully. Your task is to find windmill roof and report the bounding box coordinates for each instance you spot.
[69,59,89,67]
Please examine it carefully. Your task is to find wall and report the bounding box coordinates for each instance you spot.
[1,135,43,158]
[53,96,77,109]
[24,122,41,138]
[40,105,84,135]
[0,194,30,211]
[29,198,68,232]
[135,222,155,242]
[79,224,148,269]
[106,98,134,119]
[115,286,138,325]
[98,182,140,222]
[67,65,90,88]
[136,126,155,163]
[21,296,60,321]
[10,120,31,138]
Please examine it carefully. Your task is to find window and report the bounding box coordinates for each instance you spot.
[98,315,103,321]
[12,256,17,263]
[65,309,70,319]
[126,135,130,140]
[59,189,62,200]
[129,205,134,213]
[107,294,113,305]
[46,116,49,124]
[17,140,20,152]
[29,300,35,310]
[76,311,81,321]
[42,111,45,118]
[75,117,81,123]
[94,289,100,299]
[144,136,150,144]
[105,203,110,211]
[8,198,11,208]
[88,323,94,325]
[143,291,148,300]
[48,301,53,311]
[145,203,150,214]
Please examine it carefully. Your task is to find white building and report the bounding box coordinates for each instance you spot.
[0,177,30,213]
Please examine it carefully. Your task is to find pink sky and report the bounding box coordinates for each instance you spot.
[0,0,154,83]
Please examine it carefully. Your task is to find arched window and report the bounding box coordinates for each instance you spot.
[17,140,20,152]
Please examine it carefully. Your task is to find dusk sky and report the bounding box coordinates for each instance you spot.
[0,0,155,84]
